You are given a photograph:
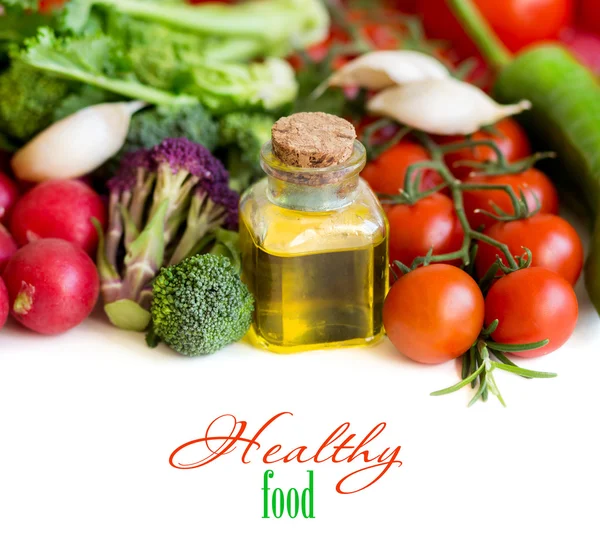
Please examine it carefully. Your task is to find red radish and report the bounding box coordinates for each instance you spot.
[0,224,17,274]
[3,238,99,335]
[0,172,19,225]
[9,179,106,256]
[0,277,8,330]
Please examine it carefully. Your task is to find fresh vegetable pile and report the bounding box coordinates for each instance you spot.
[1,0,599,408]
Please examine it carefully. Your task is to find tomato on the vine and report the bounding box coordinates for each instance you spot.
[485,267,578,358]
[384,264,485,364]
[476,214,584,286]
[417,0,573,55]
[361,140,442,196]
[441,118,531,180]
[462,168,559,231]
[387,193,464,267]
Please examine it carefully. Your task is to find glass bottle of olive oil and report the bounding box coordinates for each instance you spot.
[239,113,388,353]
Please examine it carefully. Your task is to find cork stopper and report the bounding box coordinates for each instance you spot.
[271,112,356,169]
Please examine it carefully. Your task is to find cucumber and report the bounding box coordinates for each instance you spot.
[494,46,600,214]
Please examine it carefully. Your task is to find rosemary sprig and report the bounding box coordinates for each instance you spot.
[431,321,556,407]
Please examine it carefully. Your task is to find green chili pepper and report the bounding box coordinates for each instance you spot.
[449,0,600,315]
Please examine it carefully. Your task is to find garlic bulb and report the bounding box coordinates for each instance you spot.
[12,101,146,182]
[315,50,450,96]
[367,78,531,135]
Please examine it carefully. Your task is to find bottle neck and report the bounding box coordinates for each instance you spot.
[260,141,366,212]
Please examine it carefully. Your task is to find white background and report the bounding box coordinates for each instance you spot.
[1,216,599,556]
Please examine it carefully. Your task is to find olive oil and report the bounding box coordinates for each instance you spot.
[239,113,389,354]
[240,220,387,352]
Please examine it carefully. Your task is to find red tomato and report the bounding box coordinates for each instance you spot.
[577,0,600,36]
[387,193,464,267]
[475,214,584,285]
[441,118,531,179]
[361,141,442,196]
[417,0,573,55]
[485,267,578,357]
[462,168,559,231]
[384,264,485,364]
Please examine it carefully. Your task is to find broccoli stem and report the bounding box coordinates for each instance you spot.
[169,191,226,266]
[121,200,169,307]
[106,188,127,271]
[129,169,155,233]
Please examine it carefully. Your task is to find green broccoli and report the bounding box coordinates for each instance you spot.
[0,60,71,141]
[126,104,220,153]
[148,254,254,356]
[218,112,274,192]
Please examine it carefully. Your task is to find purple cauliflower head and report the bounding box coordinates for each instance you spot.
[151,138,238,229]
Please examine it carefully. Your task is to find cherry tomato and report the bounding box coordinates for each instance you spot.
[361,140,442,196]
[417,0,573,55]
[462,168,559,231]
[475,214,584,286]
[577,0,600,36]
[387,193,464,267]
[441,118,531,180]
[485,267,578,357]
[384,264,485,364]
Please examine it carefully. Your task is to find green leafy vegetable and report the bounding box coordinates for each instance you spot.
[0,4,55,60]
[218,111,274,192]
[59,0,329,59]
[185,57,298,114]
[0,59,71,141]
[147,253,254,356]
[19,28,198,106]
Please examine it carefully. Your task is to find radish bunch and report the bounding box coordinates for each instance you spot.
[0,177,105,335]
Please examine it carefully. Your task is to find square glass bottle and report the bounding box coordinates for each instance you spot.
[239,113,389,353]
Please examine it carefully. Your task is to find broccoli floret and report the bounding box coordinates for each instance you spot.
[148,254,254,356]
[219,112,274,192]
[0,61,70,141]
[126,104,220,153]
